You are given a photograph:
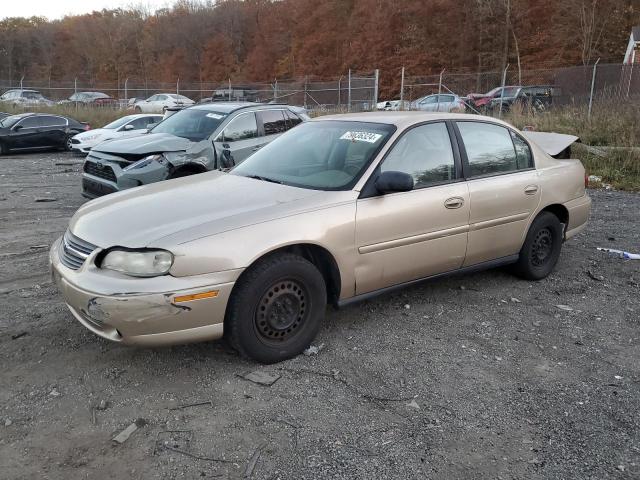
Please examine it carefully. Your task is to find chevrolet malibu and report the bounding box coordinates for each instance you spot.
[50,112,591,363]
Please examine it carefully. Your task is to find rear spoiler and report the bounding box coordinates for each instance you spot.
[522,131,580,159]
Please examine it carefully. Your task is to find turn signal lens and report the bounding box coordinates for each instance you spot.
[174,290,219,303]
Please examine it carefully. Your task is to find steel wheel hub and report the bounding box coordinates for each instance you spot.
[531,228,553,266]
[255,280,307,342]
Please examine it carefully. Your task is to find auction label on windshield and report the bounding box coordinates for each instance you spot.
[340,131,382,143]
[206,113,224,119]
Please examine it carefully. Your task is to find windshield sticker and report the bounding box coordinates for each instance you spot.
[206,113,224,119]
[340,131,383,143]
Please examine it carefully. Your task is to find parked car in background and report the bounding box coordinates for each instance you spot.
[465,86,520,111]
[60,92,118,107]
[0,112,9,120]
[0,89,55,107]
[0,113,89,154]
[133,94,195,113]
[410,94,465,112]
[51,112,591,363]
[490,85,559,112]
[71,114,163,154]
[81,103,308,198]
[376,100,410,111]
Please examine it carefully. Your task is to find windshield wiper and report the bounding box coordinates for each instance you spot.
[243,174,283,185]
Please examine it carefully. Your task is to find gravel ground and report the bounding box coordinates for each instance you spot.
[1,151,639,480]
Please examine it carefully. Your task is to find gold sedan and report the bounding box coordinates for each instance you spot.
[50,112,591,363]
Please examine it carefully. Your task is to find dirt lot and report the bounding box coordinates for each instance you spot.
[1,151,639,480]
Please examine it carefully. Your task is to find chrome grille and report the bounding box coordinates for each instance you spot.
[59,231,97,270]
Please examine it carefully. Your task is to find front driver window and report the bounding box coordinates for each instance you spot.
[381,122,456,188]
[220,113,258,142]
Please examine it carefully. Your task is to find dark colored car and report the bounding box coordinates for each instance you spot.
[0,113,90,154]
[61,92,118,107]
[490,85,559,112]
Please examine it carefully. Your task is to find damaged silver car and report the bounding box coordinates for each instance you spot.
[81,102,308,198]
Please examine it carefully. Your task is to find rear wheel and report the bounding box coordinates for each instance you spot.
[513,212,563,280]
[64,134,73,151]
[225,253,326,364]
[0,141,7,155]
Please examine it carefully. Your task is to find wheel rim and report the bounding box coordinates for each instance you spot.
[254,279,308,344]
[531,228,553,267]
[65,136,73,150]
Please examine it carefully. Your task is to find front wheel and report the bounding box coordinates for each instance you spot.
[512,212,563,280]
[225,253,327,363]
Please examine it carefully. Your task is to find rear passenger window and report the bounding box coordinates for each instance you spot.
[510,131,533,169]
[220,113,257,142]
[284,110,302,129]
[40,116,65,127]
[457,122,521,177]
[381,122,456,188]
[259,110,287,135]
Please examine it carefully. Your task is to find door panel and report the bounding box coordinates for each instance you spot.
[213,112,259,166]
[464,171,541,266]
[355,183,470,294]
[11,117,44,148]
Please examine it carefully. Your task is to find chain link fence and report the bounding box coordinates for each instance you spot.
[0,71,380,114]
[0,63,637,115]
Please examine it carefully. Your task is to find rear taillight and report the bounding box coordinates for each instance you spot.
[84,124,91,131]
[585,172,589,188]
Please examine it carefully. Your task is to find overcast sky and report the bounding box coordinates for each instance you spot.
[1,0,174,20]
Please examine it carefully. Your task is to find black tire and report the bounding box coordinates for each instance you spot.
[513,212,563,280]
[63,134,73,151]
[0,141,7,155]
[225,253,326,364]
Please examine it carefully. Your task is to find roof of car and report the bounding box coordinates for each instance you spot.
[314,111,512,129]
[190,102,289,114]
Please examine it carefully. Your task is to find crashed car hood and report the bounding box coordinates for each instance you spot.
[69,171,349,248]
[522,131,580,157]
[91,133,193,155]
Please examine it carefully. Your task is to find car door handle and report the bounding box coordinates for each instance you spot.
[524,185,539,195]
[444,197,465,209]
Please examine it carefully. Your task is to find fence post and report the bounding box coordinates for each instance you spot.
[273,78,278,102]
[337,76,342,108]
[124,78,128,105]
[588,58,600,120]
[498,64,509,118]
[176,77,180,96]
[74,77,77,111]
[400,66,405,108]
[437,68,445,111]
[348,69,352,112]
[228,78,232,101]
[304,77,308,110]
[373,69,379,110]
[20,75,24,91]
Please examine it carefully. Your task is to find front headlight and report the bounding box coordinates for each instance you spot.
[101,249,173,277]
[124,154,167,171]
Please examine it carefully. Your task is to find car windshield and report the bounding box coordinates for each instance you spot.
[150,108,227,141]
[86,92,108,99]
[103,117,135,129]
[0,115,23,128]
[231,120,395,191]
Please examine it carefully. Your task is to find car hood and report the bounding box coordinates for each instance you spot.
[91,133,192,155]
[69,172,349,249]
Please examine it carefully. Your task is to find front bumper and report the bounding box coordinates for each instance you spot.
[50,237,241,346]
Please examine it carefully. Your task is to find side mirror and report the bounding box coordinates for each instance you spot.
[123,124,135,131]
[13,124,23,131]
[221,149,235,169]
[375,171,414,194]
